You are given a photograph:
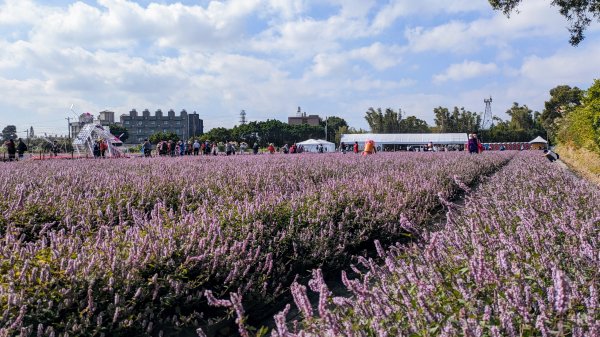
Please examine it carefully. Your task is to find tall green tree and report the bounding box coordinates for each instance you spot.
[558,79,600,153]
[365,108,402,133]
[203,127,233,143]
[507,102,536,130]
[541,85,583,142]
[322,116,348,142]
[489,0,600,45]
[399,116,430,133]
[433,107,481,133]
[1,125,17,142]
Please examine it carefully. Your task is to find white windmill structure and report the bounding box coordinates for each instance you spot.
[70,106,124,157]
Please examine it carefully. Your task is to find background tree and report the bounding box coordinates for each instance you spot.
[399,116,431,133]
[149,131,179,144]
[484,103,545,142]
[541,85,583,142]
[335,126,367,144]
[2,125,17,142]
[433,106,452,132]
[489,0,600,45]
[108,124,129,143]
[558,79,600,153]
[433,107,481,133]
[321,116,348,142]
[203,127,234,143]
[365,108,402,133]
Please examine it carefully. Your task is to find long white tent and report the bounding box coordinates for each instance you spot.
[340,133,468,148]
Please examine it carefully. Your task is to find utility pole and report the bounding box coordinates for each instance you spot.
[65,117,72,139]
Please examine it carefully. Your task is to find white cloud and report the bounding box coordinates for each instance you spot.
[372,0,488,31]
[433,60,499,84]
[404,0,566,54]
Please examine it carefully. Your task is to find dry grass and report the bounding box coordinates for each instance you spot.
[555,144,600,186]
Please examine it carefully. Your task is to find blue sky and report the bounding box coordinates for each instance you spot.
[1,0,599,136]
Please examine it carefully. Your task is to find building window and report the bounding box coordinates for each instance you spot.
[124,121,130,125]
[163,121,169,125]
[175,121,181,126]
[137,121,143,126]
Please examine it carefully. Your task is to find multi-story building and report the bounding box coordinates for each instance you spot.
[99,110,115,125]
[120,109,203,143]
[288,106,321,126]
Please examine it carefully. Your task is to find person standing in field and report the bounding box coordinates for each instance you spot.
[143,139,152,157]
[362,140,376,156]
[353,141,359,154]
[267,143,275,154]
[4,139,16,161]
[193,140,200,156]
[51,140,59,157]
[467,134,478,154]
[253,142,259,155]
[16,138,27,160]
[99,139,108,158]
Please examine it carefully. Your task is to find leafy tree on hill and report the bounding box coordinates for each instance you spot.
[489,0,600,45]
[558,79,600,153]
[541,85,583,142]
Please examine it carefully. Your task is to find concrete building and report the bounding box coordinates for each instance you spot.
[288,106,321,126]
[120,109,203,143]
[99,110,115,125]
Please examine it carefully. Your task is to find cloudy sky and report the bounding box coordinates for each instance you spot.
[1,0,599,136]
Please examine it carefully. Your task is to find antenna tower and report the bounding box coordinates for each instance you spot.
[240,110,247,125]
[482,96,493,130]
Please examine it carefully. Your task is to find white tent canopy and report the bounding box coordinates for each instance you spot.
[297,139,336,152]
[340,133,468,146]
[529,136,548,144]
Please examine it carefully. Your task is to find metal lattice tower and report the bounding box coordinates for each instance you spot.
[73,122,123,157]
[240,110,247,125]
[482,96,493,130]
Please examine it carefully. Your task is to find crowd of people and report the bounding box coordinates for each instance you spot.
[140,139,311,157]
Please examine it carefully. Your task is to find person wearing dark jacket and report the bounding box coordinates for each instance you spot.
[16,138,27,159]
[5,139,16,161]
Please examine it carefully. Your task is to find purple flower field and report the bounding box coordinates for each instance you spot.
[3,151,595,337]
[271,154,599,337]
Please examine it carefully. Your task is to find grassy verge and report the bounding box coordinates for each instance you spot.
[555,144,600,185]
